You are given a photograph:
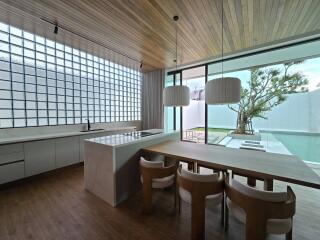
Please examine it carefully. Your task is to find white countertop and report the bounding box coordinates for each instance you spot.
[85,129,177,148]
[0,126,136,145]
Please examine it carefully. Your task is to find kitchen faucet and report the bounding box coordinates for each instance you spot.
[86,119,91,131]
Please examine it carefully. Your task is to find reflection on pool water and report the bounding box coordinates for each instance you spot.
[262,131,320,164]
[187,128,320,164]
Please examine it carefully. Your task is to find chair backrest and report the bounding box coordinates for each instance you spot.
[225,175,296,220]
[140,157,164,168]
[231,179,287,202]
[181,167,219,182]
[177,166,224,200]
[140,157,177,180]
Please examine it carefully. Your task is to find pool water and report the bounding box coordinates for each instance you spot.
[269,132,320,164]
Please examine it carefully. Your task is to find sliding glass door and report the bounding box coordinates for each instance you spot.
[205,44,320,164]
[164,72,181,131]
[165,39,320,164]
[181,67,205,143]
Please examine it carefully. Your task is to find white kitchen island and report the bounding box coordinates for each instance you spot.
[84,129,179,207]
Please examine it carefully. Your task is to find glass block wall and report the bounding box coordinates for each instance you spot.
[0,22,142,128]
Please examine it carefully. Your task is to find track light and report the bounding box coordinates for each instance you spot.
[54,24,58,34]
[140,62,143,69]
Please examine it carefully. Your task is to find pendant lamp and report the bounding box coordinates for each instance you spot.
[205,0,241,105]
[163,15,190,107]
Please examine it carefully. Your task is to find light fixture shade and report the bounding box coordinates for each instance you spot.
[163,85,190,106]
[205,77,241,105]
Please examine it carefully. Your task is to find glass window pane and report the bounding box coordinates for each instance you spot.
[13,91,24,100]
[12,82,24,91]
[0,80,11,89]
[24,31,34,41]
[0,70,10,80]
[11,45,22,55]
[0,119,12,128]
[10,26,22,36]
[0,109,12,118]
[49,118,57,125]
[27,110,36,118]
[0,61,10,71]
[26,101,36,109]
[14,110,25,118]
[0,42,9,52]
[0,99,11,108]
[0,32,9,42]
[39,118,47,126]
[0,22,8,32]
[27,118,37,126]
[14,119,26,127]
[11,64,23,73]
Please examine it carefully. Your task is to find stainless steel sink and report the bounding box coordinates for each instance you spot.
[80,128,104,132]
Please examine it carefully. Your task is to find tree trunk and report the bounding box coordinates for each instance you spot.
[236,111,247,134]
[238,119,246,134]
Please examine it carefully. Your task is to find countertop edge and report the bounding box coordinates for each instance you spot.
[0,126,136,145]
[84,131,179,148]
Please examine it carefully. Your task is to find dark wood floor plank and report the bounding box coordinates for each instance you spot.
[0,165,319,240]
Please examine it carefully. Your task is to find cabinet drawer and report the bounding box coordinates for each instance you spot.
[0,161,25,184]
[0,143,24,165]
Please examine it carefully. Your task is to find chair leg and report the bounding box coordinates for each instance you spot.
[142,180,152,213]
[286,228,292,240]
[191,198,206,240]
[221,193,224,226]
[178,195,181,214]
[174,181,177,211]
[225,198,229,232]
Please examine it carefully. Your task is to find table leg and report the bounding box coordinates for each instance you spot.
[188,162,194,172]
[264,179,273,191]
[247,177,257,187]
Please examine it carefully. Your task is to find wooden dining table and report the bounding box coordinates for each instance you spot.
[142,140,320,240]
[142,140,320,190]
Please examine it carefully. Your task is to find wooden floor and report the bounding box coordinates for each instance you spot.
[0,165,319,240]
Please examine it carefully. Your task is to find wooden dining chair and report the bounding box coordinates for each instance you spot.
[225,174,296,240]
[140,157,178,213]
[177,165,224,240]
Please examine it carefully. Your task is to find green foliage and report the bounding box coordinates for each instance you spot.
[229,61,308,133]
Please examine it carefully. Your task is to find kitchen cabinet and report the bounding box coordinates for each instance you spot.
[55,136,80,168]
[24,139,55,177]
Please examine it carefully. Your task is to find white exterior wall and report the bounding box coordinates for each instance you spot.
[183,89,320,133]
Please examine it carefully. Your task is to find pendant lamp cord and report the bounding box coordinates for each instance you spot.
[221,0,224,78]
[175,20,178,70]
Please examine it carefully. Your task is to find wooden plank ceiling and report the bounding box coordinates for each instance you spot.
[0,0,320,72]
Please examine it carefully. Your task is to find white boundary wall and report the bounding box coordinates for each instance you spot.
[183,89,320,133]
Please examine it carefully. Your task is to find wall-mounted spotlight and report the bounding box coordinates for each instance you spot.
[54,24,58,34]
[140,62,143,69]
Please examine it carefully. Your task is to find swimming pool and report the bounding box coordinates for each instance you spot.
[264,131,320,164]
[189,128,320,164]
